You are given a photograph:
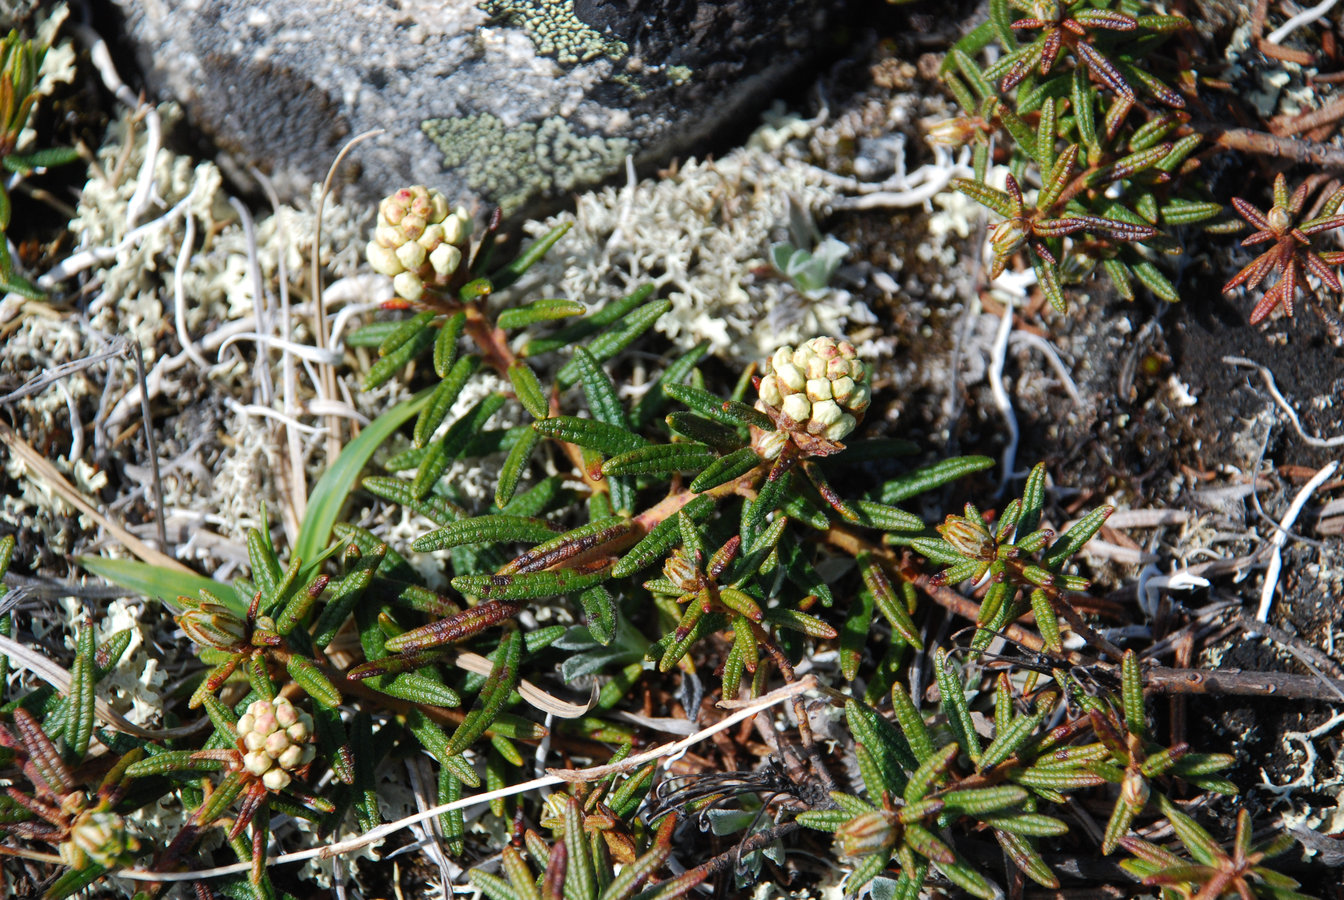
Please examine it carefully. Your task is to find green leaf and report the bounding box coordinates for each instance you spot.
[1043,505,1113,570]
[446,627,522,755]
[611,494,715,577]
[413,394,507,499]
[847,700,916,792]
[532,415,648,456]
[934,649,980,764]
[77,556,244,617]
[602,443,716,478]
[433,310,467,376]
[578,584,617,645]
[498,298,586,330]
[858,552,922,649]
[489,222,572,290]
[555,298,672,387]
[508,362,550,420]
[574,346,627,429]
[688,447,761,493]
[414,354,481,447]
[64,627,95,758]
[452,567,610,601]
[296,388,433,561]
[840,579,874,681]
[881,456,993,504]
[523,285,653,357]
[364,313,436,389]
[415,515,556,552]
[495,426,543,509]
[286,655,342,708]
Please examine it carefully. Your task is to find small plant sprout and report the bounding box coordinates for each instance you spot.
[1222,174,1344,324]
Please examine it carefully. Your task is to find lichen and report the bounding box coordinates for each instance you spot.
[478,0,626,65]
[421,113,631,215]
[507,130,875,361]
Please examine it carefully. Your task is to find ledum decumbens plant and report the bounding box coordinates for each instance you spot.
[0,172,1304,900]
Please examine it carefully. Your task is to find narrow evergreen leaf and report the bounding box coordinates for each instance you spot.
[496,426,543,508]
[413,394,507,499]
[446,626,522,755]
[881,456,993,503]
[523,285,653,357]
[452,568,610,601]
[364,315,436,389]
[415,355,482,447]
[602,443,716,478]
[532,416,649,457]
[414,515,557,552]
[498,298,586,330]
[490,222,572,289]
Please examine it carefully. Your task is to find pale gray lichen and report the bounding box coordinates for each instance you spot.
[478,0,626,64]
[506,128,875,361]
[421,113,631,215]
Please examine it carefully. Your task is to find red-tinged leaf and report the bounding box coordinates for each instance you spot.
[1305,251,1343,291]
[383,600,522,653]
[1073,9,1136,29]
[1000,40,1047,93]
[501,517,636,575]
[1076,41,1133,98]
[1230,197,1270,231]
[13,709,71,797]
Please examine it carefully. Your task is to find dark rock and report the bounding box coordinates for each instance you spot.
[112,0,840,216]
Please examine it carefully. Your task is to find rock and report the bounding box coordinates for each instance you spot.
[111,0,839,217]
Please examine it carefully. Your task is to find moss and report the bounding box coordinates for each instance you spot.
[478,0,627,65]
[421,113,632,215]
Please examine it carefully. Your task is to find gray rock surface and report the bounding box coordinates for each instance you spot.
[113,0,838,217]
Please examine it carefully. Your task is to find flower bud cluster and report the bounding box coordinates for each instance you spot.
[366,185,473,302]
[60,808,139,869]
[756,337,871,444]
[237,697,316,792]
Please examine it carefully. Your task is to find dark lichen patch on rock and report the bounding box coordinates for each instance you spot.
[421,113,631,215]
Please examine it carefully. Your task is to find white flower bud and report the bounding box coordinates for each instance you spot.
[430,192,451,222]
[781,393,811,423]
[262,768,292,792]
[429,243,463,277]
[237,713,255,736]
[243,731,267,752]
[243,751,272,776]
[831,376,856,403]
[366,242,403,277]
[417,222,445,249]
[287,722,310,743]
[277,744,305,770]
[847,382,872,413]
[759,374,783,408]
[443,212,468,245]
[826,413,857,442]
[393,272,424,302]
[792,345,814,369]
[274,699,299,729]
[806,378,833,402]
[264,731,290,758]
[775,362,805,392]
[805,355,827,379]
[754,429,789,460]
[810,399,842,429]
[395,240,426,271]
[772,347,794,372]
[399,214,427,242]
